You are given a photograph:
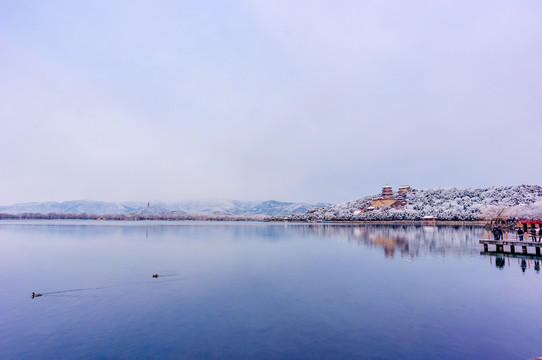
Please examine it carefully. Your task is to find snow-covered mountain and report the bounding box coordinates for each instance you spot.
[0,200,143,215]
[0,199,330,216]
[287,185,542,221]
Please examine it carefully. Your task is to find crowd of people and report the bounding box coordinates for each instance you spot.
[492,225,542,242]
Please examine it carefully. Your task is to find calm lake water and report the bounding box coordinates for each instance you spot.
[1,220,541,359]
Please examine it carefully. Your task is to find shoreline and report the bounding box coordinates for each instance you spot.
[268,220,488,226]
[0,216,487,226]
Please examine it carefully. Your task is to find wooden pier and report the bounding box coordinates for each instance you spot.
[479,239,542,256]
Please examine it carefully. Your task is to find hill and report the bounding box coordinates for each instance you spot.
[286,185,542,221]
[0,199,330,217]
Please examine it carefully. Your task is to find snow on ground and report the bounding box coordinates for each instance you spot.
[287,185,542,221]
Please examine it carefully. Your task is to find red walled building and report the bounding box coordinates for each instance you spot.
[382,186,393,198]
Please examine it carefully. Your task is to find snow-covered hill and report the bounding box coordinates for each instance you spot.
[0,199,330,216]
[287,185,542,221]
[0,200,143,215]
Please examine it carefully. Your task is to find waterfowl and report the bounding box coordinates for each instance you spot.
[32,292,42,298]
[152,274,158,278]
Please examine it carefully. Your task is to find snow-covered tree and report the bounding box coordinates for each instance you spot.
[278,185,542,222]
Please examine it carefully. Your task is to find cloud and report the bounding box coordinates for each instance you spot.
[1,0,541,204]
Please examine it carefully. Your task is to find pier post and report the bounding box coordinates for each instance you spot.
[497,244,504,252]
[510,245,515,254]
[484,244,488,252]
[522,246,527,254]
[536,247,541,256]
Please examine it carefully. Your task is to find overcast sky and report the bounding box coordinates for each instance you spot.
[1,0,541,205]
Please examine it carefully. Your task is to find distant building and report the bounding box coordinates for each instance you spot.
[371,198,402,209]
[382,185,393,198]
[422,215,437,225]
[368,185,412,210]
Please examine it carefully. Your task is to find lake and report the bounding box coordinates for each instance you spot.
[1,220,540,359]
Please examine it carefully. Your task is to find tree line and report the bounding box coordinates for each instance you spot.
[0,212,265,221]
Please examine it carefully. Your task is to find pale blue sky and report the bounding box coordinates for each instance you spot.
[1,0,541,204]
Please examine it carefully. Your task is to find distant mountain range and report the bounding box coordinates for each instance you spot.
[0,199,331,216]
[6,185,540,221]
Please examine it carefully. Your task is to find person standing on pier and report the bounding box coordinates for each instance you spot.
[530,228,537,242]
[517,228,524,241]
[538,227,542,242]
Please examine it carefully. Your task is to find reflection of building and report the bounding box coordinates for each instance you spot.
[301,223,485,259]
[372,235,406,258]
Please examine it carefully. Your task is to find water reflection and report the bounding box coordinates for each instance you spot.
[3,219,529,267]
[485,253,541,274]
[284,224,485,259]
[0,220,486,260]
[2,220,542,359]
[495,256,506,269]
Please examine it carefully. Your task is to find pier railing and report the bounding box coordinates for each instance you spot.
[479,237,542,256]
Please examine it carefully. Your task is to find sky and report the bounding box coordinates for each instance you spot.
[1,0,541,205]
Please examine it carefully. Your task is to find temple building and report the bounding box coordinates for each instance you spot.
[368,185,412,210]
[382,185,393,197]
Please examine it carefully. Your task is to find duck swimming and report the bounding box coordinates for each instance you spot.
[152,274,158,278]
[32,292,42,298]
